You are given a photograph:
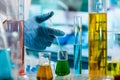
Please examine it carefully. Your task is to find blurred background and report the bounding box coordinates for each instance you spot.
[26,0,120,69]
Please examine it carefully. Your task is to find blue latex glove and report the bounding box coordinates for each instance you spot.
[24,11,65,51]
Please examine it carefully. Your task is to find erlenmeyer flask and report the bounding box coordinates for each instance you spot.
[36,52,53,80]
[55,50,70,76]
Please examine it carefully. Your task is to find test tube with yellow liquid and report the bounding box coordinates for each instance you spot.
[88,0,107,79]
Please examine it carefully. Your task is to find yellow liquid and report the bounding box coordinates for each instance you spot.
[36,65,53,80]
[107,61,120,76]
[88,13,107,79]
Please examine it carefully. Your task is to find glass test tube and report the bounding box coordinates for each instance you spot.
[88,0,107,79]
[74,16,82,74]
[6,0,25,76]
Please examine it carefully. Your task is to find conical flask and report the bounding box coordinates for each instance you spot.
[36,52,53,80]
[55,50,70,76]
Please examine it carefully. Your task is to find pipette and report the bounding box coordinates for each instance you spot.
[49,19,64,56]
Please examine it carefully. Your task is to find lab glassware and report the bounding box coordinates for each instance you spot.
[0,32,19,80]
[55,50,70,76]
[88,0,107,79]
[6,0,25,75]
[107,33,120,76]
[74,16,82,74]
[36,52,53,80]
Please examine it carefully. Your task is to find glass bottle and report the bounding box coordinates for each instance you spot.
[55,50,70,76]
[88,0,107,79]
[36,52,53,80]
[74,16,82,74]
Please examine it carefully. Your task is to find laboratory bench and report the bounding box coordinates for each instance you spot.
[21,69,115,80]
[25,50,115,80]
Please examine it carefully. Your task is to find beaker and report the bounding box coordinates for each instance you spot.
[74,16,82,74]
[36,52,53,80]
[107,32,120,77]
[6,0,25,75]
[88,0,107,79]
[0,32,19,80]
[55,50,70,76]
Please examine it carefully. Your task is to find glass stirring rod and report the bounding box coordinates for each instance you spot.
[49,19,64,56]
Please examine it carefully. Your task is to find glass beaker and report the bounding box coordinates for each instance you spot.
[0,32,19,80]
[55,50,70,76]
[88,0,107,79]
[36,52,53,80]
[107,32,120,77]
[74,16,82,74]
[6,0,24,75]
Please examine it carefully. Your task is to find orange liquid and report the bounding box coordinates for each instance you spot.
[36,65,53,80]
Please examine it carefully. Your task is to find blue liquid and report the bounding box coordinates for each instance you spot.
[74,44,82,74]
[0,49,13,80]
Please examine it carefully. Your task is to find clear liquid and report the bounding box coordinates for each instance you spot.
[55,60,70,76]
[74,44,82,74]
[36,65,53,80]
[107,61,120,76]
[0,49,13,80]
[7,20,24,75]
[88,13,107,79]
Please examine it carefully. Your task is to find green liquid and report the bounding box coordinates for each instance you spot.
[55,60,70,76]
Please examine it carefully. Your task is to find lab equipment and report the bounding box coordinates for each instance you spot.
[74,16,82,74]
[36,52,53,80]
[25,49,39,80]
[24,11,65,51]
[55,50,70,76]
[107,33,120,76]
[0,22,19,79]
[88,0,107,79]
[6,0,24,76]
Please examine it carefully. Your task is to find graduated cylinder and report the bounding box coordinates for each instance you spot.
[88,0,107,78]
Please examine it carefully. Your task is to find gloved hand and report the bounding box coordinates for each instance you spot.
[24,11,65,51]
